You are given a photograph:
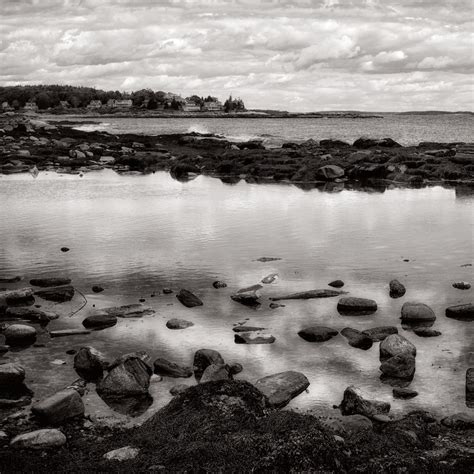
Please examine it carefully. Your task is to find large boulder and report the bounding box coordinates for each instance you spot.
[29,277,71,287]
[200,364,232,383]
[97,352,153,397]
[0,363,25,385]
[234,332,275,344]
[5,307,59,322]
[32,389,84,425]
[3,324,36,346]
[153,358,193,378]
[340,386,390,418]
[176,289,203,308]
[193,349,225,381]
[389,279,406,298]
[340,328,373,350]
[10,429,66,449]
[73,346,108,381]
[380,334,416,361]
[445,303,474,321]
[362,326,398,342]
[35,285,74,302]
[298,326,338,342]
[380,353,416,380]
[82,313,117,329]
[254,371,309,408]
[316,165,344,180]
[401,302,436,323]
[337,297,377,315]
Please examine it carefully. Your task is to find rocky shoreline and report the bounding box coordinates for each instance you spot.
[0,114,473,192]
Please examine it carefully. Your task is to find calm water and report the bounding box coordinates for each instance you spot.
[0,171,473,422]
[45,114,474,147]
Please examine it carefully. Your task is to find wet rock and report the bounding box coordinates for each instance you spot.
[269,302,285,309]
[255,371,310,408]
[231,291,260,307]
[237,284,263,293]
[393,387,418,399]
[32,389,84,425]
[5,307,59,322]
[4,324,37,346]
[233,325,265,333]
[212,281,227,289]
[176,289,203,308]
[328,280,344,288]
[298,326,338,342]
[467,368,474,408]
[401,302,436,323]
[380,353,416,380]
[50,329,91,337]
[74,346,108,381]
[441,412,474,430]
[255,257,281,262]
[389,279,406,298]
[193,349,225,381]
[413,328,442,337]
[229,362,243,375]
[340,386,390,418]
[234,331,275,344]
[92,285,104,293]
[380,334,417,361]
[35,285,75,302]
[316,165,344,180]
[96,304,155,318]
[103,446,139,462]
[170,384,190,396]
[97,352,153,397]
[337,297,377,315]
[200,364,232,383]
[163,288,173,294]
[29,277,71,288]
[445,303,474,321]
[353,137,401,148]
[362,326,398,342]
[270,289,343,301]
[0,363,25,385]
[60,247,69,253]
[340,328,373,350]
[166,318,194,330]
[0,276,22,283]
[10,429,66,449]
[0,288,35,307]
[452,281,471,290]
[82,313,117,329]
[261,273,278,284]
[153,359,193,378]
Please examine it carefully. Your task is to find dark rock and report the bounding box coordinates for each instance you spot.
[193,349,225,381]
[393,388,418,399]
[380,353,416,380]
[413,328,442,337]
[254,371,310,408]
[5,307,59,322]
[1,288,35,307]
[255,257,282,262]
[82,313,117,329]
[316,165,344,180]
[441,412,474,429]
[4,324,36,346]
[237,284,263,293]
[166,318,194,330]
[60,247,70,252]
[337,297,377,315]
[49,329,91,337]
[229,362,243,375]
[212,281,227,289]
[319,139,351,148]
[467,368,474,408]
[154,359,193,378]
[353,137,401,149]
[96,304,154,318]
[29,277,71,288]
[380,334,416,361]
[176,289,203,308]
[445,303,474,321]
[234,332,275,344]
[73,346,108,381]
[35,285,75,302]
[401,302,436,323]
[269,302,285,309]
[328,280,344,288]
[0,345,9,354]
[261,273,278,284]
[32,389,84,425]
[298,326,338,342]
[169,384,190,396]
[362,326,398,342]
[162,288,173,294]
[389,279,406,298]
[0,276,22,283]
[231,291,260,307]
[270,289,343,301]
[340,386,390,417]
[200,364,232,383]
[10,429,67,449]
[340,328,373,350]
[233,325,265,333]
[0,363,25,385]
[92,286,104,293]
[452,281,471,290]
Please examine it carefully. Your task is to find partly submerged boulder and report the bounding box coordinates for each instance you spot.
[298,326,338,343]
[82,313,117,329]
[95,304,154,318]
[254,371,309,408]
[3,324,36,346]
[73,346,108,381]
[445,303,474,322]
[337,297,377,315]
[340,328,373,350]
[401,302,436,323]
[193,349,225,381]
[166,318,194,330]
[380,334,416,361]
[176,289,203,308]
[340,386,390,418]
[200,364,232,384]
[380,353,416,380]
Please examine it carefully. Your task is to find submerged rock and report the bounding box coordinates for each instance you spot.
[92,285,104,293]
[270,289,343,301]
[234,331,275,344]
[29,277,71,288]
[445,303,474,321]
[362,326,398,342]
[452,281,471,290]
[74,346,108,381]
[10,429,66,449]
[328,280,344,288]
[176,289,203,308]
[82,313,117,329]
[380,334,416,361]
[193,349,225,381]
[166,318,194,330]
[393,387,418,399]
[231,291,260,307]
[254,371,310,408]
[337,297,377,315]
[153,359,193,378]
[32,389,84,425]
[401,302,436,323]
[340,328,373,350]
[298,326,338,342]
[340,386,390,418]
[5,307,59,322]
[49,329,91,337]
[255,257,281,262]
[35,285,74,302]
[4,324,37,346]
[389,279,406,298]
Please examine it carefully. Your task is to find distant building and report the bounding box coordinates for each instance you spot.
[59,100,70,109]
[202,99,223,112]
[24,101,38,112]
[106,99,133,108]
[182,100,201,112]
[87,100,102,109]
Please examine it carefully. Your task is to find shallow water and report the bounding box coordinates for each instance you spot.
[0,171,472,421]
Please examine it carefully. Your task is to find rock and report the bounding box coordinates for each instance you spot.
[35,285,75,302]
[389,279,406,298]
[316,165,344,180]
[74,346,108,381]
[0,276,22,283]
[298,326,338,342]
[82,313,117,329]
[96,304,154,318]
[319,414,373,435]
[380,353,416,379]
[229,362,243,375]
[176,289,203,308]
[4,324,36,346]
[237,284,263,293]
[0,363,25,385]
[10,429,66,449]
[103,446,139,462]
[200,364,232,383]
[29,277,71,287]
[362,326,398,342]
[170,384,189,396]
[0,345,9,354]
[340,328,373,350]
[153,359,193,378]
[60,247,70,252]
[0,288,35,307]
[92,285,104,293]
[193,349,225,381]
[32,389,84,425]
[163,288,173,294]
[393,388,418,399]
[50,329,91,337]
[269,302,285,309]
[234,332,275,344]
[166,318,194,330]
[413,328,442,337]
[270,289,343,301]
[231,291,260,307]
[340,386,390,418]
[255,371,309,408]
[97,352,153,397]
[401,302,436,323]
[467,368,474,408]
[380,334,416,361]
[441,412,474,430]
[445,303,474,321]
[337,297,377,315]
[261,273,278,284]
[353,137,401,148]
[5,307,59,322]
[452,281,471,290]
[233,325,265,333]
[212,281,227,289]
[255,257,281,262]
[328,280,344,288]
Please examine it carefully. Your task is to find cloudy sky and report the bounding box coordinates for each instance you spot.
[0,0,472,111]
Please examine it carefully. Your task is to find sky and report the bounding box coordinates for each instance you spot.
[0,0,473,112]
